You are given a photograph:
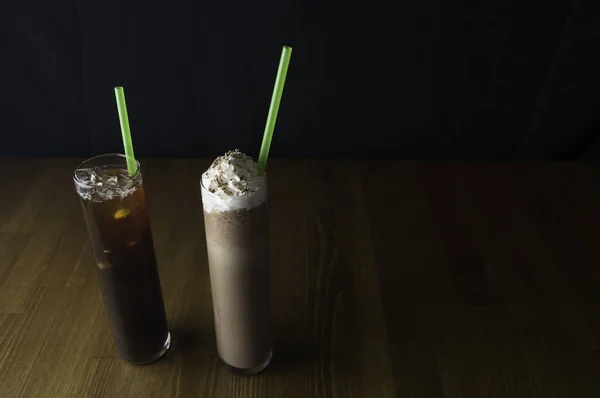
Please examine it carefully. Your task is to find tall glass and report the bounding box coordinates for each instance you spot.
[200,178,272,375]
[74,154,171,364]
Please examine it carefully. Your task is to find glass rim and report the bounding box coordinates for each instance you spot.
[73,153,142,189]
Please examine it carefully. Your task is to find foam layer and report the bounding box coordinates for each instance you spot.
[201,150,266,213]
[202,149,265,198]
[201,183,266,213]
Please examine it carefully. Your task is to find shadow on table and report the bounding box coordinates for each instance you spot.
[164,326,211,359]
[267,338,313,374]
[164,326,312,374]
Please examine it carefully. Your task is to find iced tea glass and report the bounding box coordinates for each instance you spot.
[73,154,170,364]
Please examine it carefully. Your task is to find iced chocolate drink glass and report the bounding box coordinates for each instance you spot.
[73,154,171,364]
[201,150,272,375]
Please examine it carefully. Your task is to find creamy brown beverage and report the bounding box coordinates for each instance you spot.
[201,150,272,375]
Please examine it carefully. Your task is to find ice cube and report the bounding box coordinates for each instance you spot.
[74,168,93,184]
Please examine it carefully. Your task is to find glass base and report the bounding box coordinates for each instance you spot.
[119,331,172,365]
[218,349,272,376]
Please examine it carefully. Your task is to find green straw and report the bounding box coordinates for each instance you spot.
[114,86,137,176]
[257,46,292,176]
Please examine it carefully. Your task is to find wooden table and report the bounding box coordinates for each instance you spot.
[1,159,599,397]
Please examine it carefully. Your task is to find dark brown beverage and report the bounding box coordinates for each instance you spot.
[74,154,170,364]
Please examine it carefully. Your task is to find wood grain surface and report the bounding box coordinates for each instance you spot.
[1,158,599,397]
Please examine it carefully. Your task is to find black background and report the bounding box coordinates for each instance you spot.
[1,0,599,158]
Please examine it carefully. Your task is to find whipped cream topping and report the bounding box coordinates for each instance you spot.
[201,150,266,213]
